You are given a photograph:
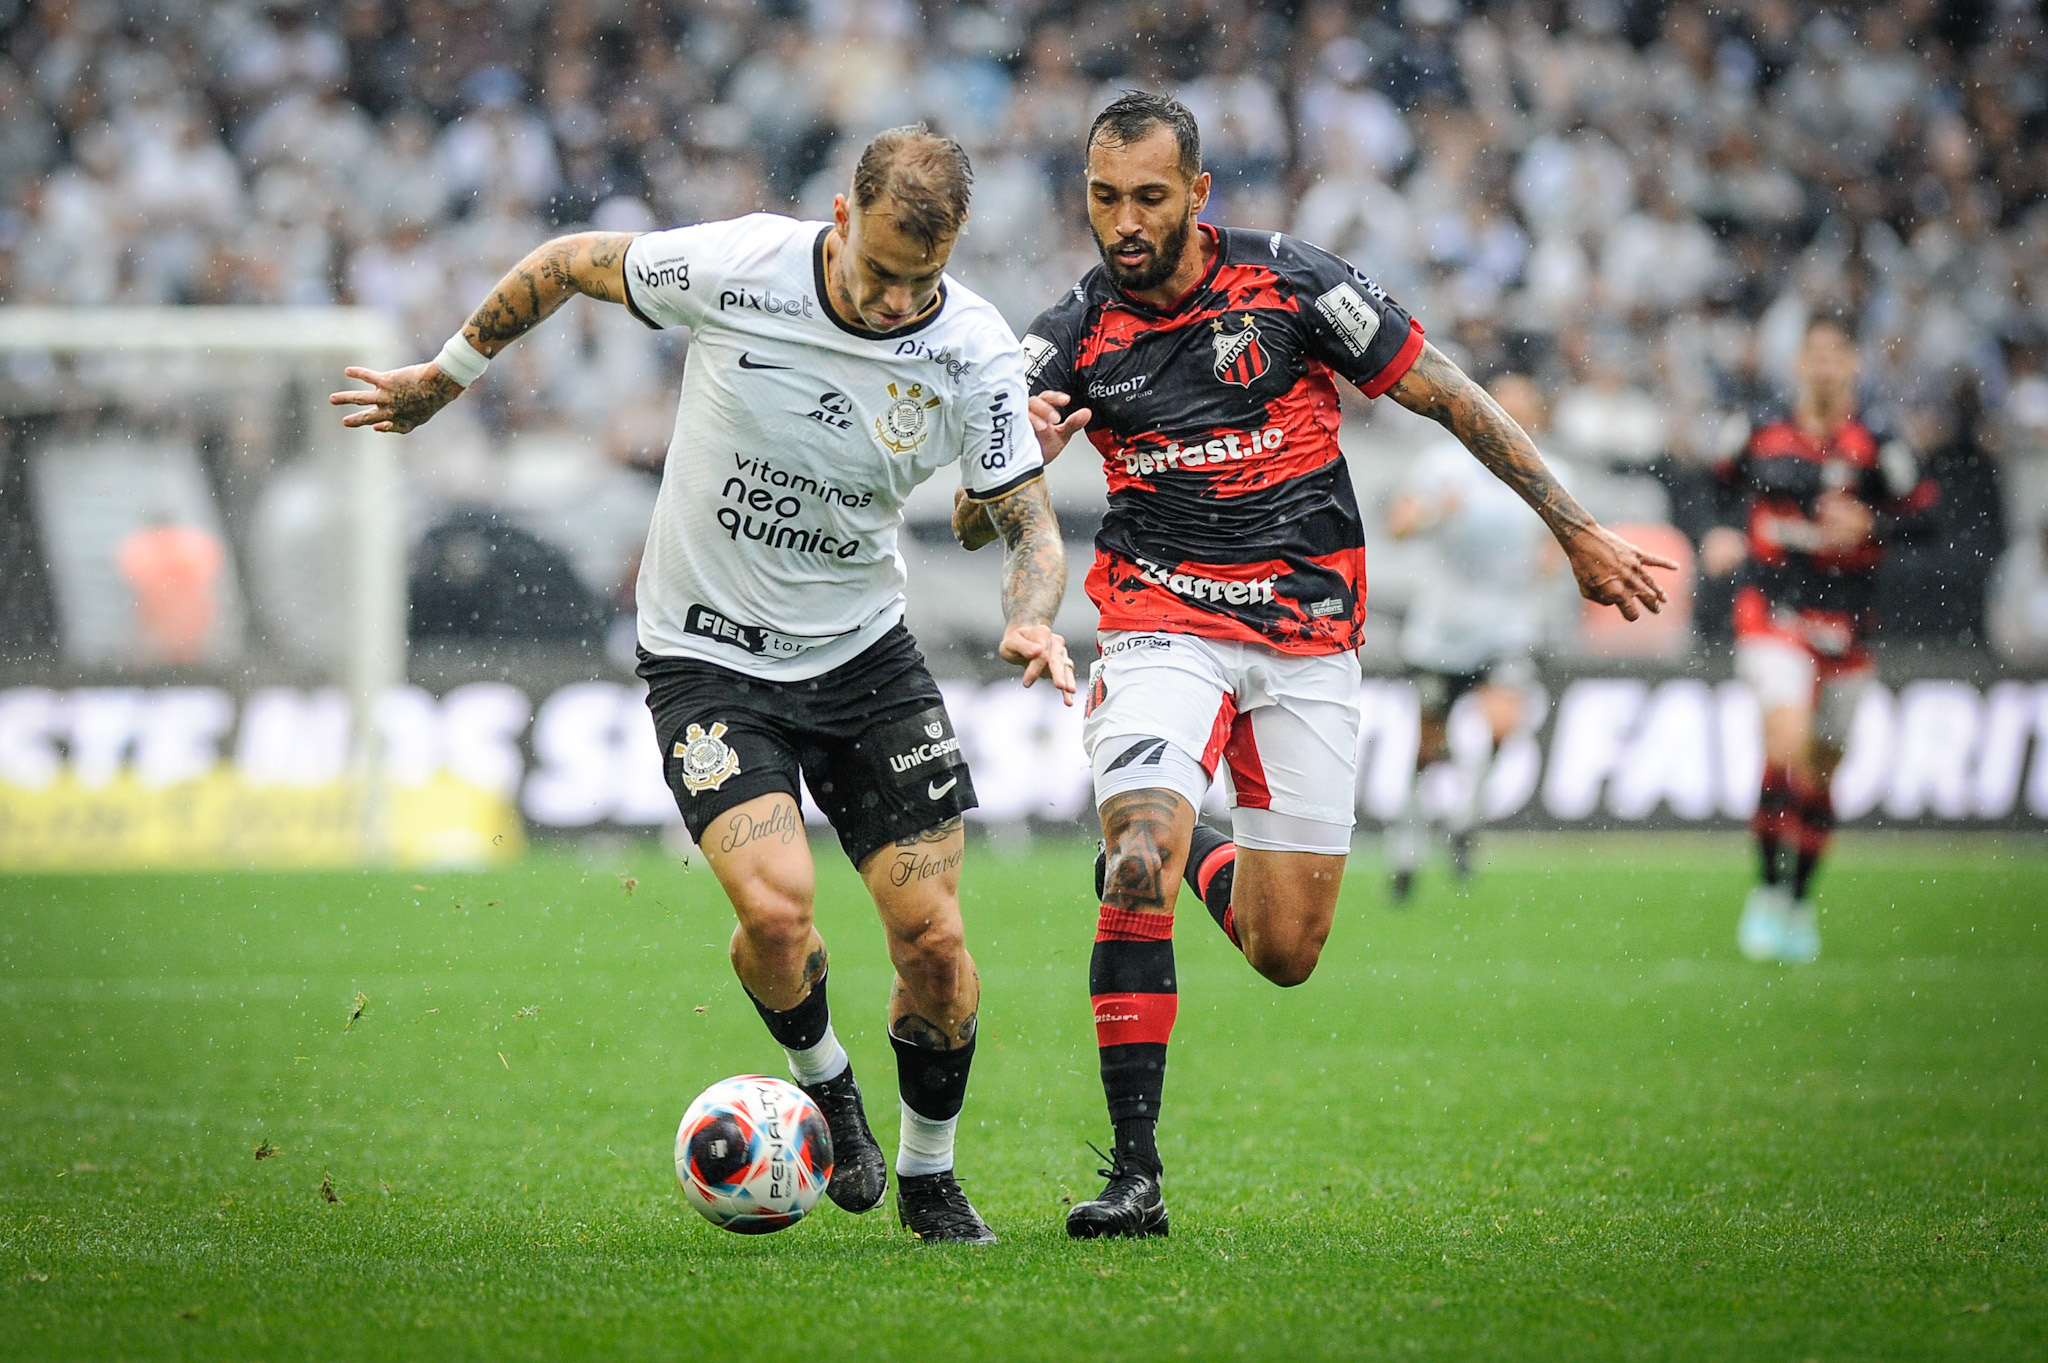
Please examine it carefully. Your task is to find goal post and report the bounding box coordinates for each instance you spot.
[0,306,416,862]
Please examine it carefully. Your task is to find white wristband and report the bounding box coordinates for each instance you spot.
[433,333,491,388]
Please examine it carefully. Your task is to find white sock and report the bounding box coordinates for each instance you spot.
[784,1025,848,1086]
[895,1100,957,1177]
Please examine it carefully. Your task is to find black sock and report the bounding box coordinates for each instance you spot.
[1113,1117,1160,1176]
[1091,907,1176,1177]
[1184,822,1237,938]
[1792,848,1821,902]
[1758,834,1781,885]
[889,1032,975,1121]
[747,968,831,1050]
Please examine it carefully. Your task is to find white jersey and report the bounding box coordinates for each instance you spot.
[622,213,1040,679]
[1396,438,1562,673]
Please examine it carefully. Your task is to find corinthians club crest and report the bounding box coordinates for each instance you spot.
[875,381,942,454]
[674,722,741,794]
[1211,312,1269,387]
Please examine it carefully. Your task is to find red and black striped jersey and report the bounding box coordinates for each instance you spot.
[1024,224,1424,655]
[1713,412,1937,624]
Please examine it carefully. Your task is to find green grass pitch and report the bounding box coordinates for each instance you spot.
[1,833,2043,1360]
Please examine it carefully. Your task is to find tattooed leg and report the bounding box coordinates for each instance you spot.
[697,792,822,1011]
[1100,788,1198,917]
[863,817,980,1050]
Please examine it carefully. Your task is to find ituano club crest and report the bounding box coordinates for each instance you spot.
[674,722,742,794]
[1211,312,1269,387]
[876,381,942,453]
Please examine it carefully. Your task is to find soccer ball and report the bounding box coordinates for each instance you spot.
[675,1074,833,1234]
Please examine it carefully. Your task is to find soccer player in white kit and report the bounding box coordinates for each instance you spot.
[332,127,1074,1244]
[1383,374,1566,899]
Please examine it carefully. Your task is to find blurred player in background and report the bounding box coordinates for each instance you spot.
[965,92,1674,1239]
[1383,374,1565,901]
[333,126,1074,1244]
[1703,313,1935,964]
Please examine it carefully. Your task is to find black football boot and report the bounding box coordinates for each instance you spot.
[896,1170,998,1244]
[1094,839,1108,901]
[798,1065,888,1213]
[1065,1152,1169,1239]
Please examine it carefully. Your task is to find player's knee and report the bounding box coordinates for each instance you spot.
[732,886,814,955]
[1101,840,1167,910]
[1249,941,1323,988]
[889,914,967,990]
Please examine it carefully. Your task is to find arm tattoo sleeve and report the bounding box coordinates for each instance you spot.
[1388,343,1594,544]
[462,231,635,355]
[984,481,1066,629]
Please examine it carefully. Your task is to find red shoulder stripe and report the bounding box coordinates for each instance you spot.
[1360,318,1426,398]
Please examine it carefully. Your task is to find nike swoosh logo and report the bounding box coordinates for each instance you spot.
[737,353,792,370]
[927,777,958,800]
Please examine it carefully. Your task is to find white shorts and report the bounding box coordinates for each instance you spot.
[1083,631,1361,855]
[1734,636,1871,748]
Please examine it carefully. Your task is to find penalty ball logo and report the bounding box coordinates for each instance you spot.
[876,381,941,453]
[675,722,742,794]
[1211,312,1268,388]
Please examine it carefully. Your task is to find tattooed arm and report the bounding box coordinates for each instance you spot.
[329,232,637,434]
[982,478,1077,700]
[1387,342,1677,621]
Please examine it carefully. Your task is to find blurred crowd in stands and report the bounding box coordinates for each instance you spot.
[3,0,2048,661]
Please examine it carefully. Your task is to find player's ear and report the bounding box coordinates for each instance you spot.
[1189,170,1211,216]
[832,193,851,237]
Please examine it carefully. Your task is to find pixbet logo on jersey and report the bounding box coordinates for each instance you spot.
[894,338,975,380]
[719,287,816,317]
[1116,425,1286,477]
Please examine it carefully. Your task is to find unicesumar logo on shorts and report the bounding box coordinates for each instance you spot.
[675,722,742,794]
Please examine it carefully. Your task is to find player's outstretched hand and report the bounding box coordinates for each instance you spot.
[1000,623,1076,704]
[1566,523,1679,622]
[328,363,465,434]
[1028,392,1092,465]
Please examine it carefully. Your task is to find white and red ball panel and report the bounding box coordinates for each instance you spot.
[675,1075,833,1233]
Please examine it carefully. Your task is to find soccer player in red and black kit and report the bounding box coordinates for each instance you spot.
[1703,313,1935,964]
[958,92,1675,1238]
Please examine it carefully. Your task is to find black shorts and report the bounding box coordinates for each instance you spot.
[638,624,977,869]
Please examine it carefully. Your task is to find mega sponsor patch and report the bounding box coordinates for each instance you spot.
[1313,283,1382,359]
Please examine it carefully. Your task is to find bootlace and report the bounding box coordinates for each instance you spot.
[1086,1141,1154,1193]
